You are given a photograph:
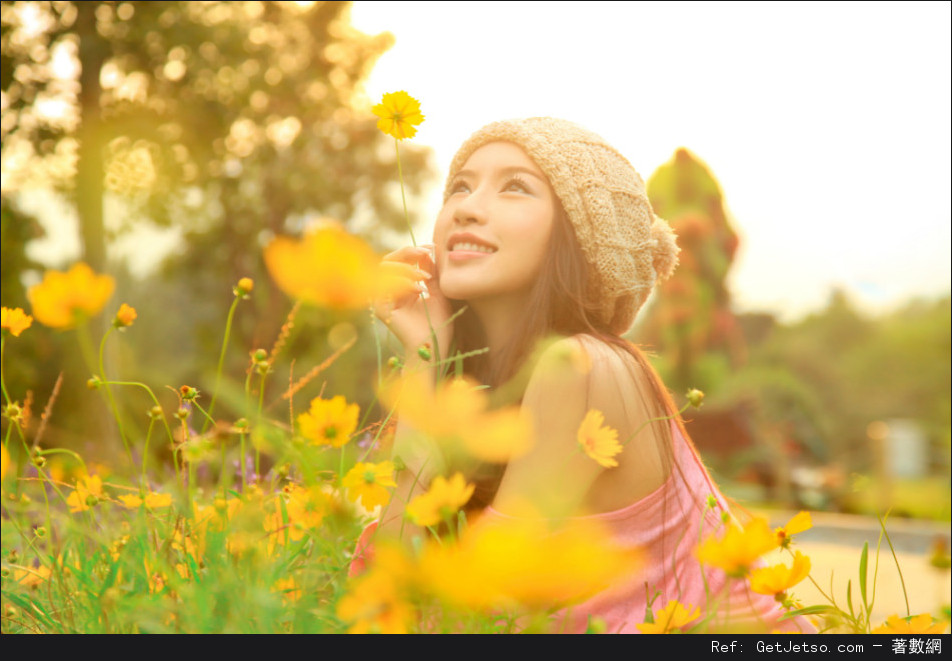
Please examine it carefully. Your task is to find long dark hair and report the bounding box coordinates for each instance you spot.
[450,201,691,511]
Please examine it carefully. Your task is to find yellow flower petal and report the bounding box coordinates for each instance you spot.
[696,518,778,577]
[371,91,424,140]
[297,395,359,447]
[342,461,396,511]
[577,409,622,468]
[27,263,115,329]
[1,307,33,337]
[406,472,475,527]
[750,551,811,596]
[637,600,701,634]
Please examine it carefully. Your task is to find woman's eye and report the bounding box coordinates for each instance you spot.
[450,180,471,194]
[503,177,530,194]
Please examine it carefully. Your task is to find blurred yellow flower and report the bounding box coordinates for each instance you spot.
[1,443,10,482]
[266,484,327,543]
[118,491,172,510]
[372,91,424,140]
[775,511,812,549]
[1,307,33,337]
[420,514,642,610]
[113,303,137,328]
[272,576,301,603]
[12,565,52,588]
[871,613,948,634]
[27,263,115,329]
[66,474,105,513]
[406,472,475,527]
[298,395,359,448]
[385,373,533,463]
[264,221,401,310]
[696,518,778,577]
[577,409,622,468]
[337,547,416,634]
[750,551,811,597]
[342,461,396,511]
[636,600,701,634]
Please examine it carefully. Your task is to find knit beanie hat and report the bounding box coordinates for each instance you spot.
[444,117,680,336]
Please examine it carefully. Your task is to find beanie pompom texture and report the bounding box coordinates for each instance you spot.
[445,118,680,335]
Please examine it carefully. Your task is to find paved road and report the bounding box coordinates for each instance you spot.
[759,510,951,629]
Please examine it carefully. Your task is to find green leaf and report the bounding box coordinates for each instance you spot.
[846,579,855,617]
[780,604,841,619]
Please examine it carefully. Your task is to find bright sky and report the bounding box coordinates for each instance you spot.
[350,1,952,320]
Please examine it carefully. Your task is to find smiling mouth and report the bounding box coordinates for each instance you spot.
[449,241,497,254]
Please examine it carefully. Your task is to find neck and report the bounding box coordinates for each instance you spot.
[468,293,530,362]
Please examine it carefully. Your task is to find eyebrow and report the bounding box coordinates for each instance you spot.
[454,166,546,181]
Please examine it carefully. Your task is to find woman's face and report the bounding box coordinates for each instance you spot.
[434,141,558,305]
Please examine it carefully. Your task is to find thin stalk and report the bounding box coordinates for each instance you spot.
[395,138,416,247]
[206,295,242,432]
[97,326,134,467]
[1,335,10,405]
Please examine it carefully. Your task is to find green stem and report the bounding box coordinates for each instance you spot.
[877,513,910,617]
[98,326,134,467]
[206,295,242,432]
[102,380,176,473]
[395,137,416,247]
[1,335,11,405]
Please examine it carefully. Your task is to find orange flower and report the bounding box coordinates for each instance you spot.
[577,409,622,468]
[371,91,424,140]
[342,461,396,511]
[383,373,533,463]
[406,472,475,527]
[1,307,33,337]
[27,263,115,329]
[297,395,359,448]
[750,551,811,598]
[113,303,137,328]
[871,613,948,634]
[775,511,812,549]
[696,518,778,577]
[264,221,401,310]
[636,600,701,634]
[420,513,642,610]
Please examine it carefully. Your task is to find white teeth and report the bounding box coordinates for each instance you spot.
[451,242,495,254]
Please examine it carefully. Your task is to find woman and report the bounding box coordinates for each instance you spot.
[371,118,811,633]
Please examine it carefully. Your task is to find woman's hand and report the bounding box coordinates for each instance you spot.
[375,244,453,360]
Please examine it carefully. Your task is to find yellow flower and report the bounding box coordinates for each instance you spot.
[66,474,105,513]
[266,484,327,542]
[337,547,416,634]
[1,307,33,337]
[420,514,642,610]
[297,395,359,448]
[1,443,10,481]
[696,518,778,577]
[371,91,424,140]
[342,461,396,511]
[775,511,812,549]
[750,551,811,597]
[118,491,172,510]
[871,613,948,634]
[12,565,52,588]
[637,600,701,634]
[577,409,622,468]
[113,303,137,328]
[27,263,115,329]
[264,221,401,310]
[406,472,475,527]
[272,576,301,603]
[384,373,533,463]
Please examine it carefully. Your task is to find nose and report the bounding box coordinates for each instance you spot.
[452,187,488,226]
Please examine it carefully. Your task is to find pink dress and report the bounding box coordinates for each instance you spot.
[482,423,815,634]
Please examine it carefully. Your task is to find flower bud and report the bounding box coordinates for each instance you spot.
[235,277,254,298]
[179,385,198,401]
[87,375,103,390]
[686,388,705,408]
[148,405,163,420]
[113,303,137,329]
[35,526,47,538]
[234,418,249,431]
[33,455,46,468]
[387,356,403,370]
[417,343,432,361]
[175,407,189,421]
[0,567,10,579]
[8,549,19,563]
[706,494,718,510]
[4,402,22,421]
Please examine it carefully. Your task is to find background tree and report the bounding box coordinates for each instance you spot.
[2,1,434,459]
